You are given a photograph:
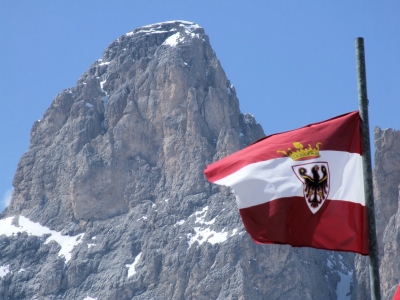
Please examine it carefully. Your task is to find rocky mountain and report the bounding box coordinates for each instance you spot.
[0,20,395,300]
[353,127,400,300]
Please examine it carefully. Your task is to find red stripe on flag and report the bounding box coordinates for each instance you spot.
[239,197,368,254]
[393,285,400,300]
[205,111,362,183]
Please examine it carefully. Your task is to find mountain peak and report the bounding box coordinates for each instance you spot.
[125,20,203,38]
[104,20,205,63]
[9,20,263,224]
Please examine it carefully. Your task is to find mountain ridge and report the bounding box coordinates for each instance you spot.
[1,21,398,300]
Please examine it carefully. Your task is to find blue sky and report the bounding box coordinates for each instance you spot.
[1,1,399,212]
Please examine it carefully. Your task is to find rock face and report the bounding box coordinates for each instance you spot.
[1,21,357,299]
[353,128,400,300]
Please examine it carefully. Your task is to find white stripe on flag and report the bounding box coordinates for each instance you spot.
[214,150,365,209]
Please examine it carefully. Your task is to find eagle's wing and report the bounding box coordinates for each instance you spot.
[317,173,328,197]
[301,174,315,196]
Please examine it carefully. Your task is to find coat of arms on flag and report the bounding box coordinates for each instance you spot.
[204,111,369,255]
[292,162,330,213]
[277,142,330,213]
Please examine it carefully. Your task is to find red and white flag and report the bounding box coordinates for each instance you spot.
[204,111,368,254]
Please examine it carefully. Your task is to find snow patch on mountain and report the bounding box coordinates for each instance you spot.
[0,265,10,278]
[175,219,185,226]
[187,227,228,246]
[326,253,353,299]
[179,22,201,38]
[175,206,240,247]
[0,216,84,262]
[124,21,201,47]
[164,32,183,47]
[336,270,353,299]
[126,252,142,278]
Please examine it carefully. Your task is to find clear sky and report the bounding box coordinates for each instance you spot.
[1,1,399,212]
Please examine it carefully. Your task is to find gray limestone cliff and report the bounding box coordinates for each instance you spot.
[353,127,400,300]
[1,21,358,299]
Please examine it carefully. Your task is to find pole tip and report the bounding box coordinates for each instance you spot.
[355,37,364,47]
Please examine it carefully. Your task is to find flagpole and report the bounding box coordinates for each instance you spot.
[355,37,381,300]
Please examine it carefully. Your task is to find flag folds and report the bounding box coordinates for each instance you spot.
[204,111,368,254]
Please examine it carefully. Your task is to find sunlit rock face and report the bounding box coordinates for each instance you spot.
[1,21,356,299]
[353,128,400,300]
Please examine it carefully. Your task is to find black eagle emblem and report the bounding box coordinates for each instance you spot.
[298,165,329,209]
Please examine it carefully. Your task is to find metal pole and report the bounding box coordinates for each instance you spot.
[355,37,381,300]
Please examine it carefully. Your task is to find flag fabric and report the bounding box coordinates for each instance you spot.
[204,111,368,254]
[394,285,400,300]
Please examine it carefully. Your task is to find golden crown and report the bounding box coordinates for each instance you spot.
[277,142,322,161]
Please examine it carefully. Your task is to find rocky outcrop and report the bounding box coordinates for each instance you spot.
[353,127,400,300]
[380,185,400,300]
[0,21,355,299]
